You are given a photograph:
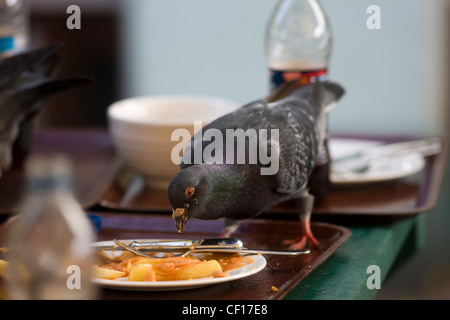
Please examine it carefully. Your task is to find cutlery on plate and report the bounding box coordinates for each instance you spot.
[111,239,310,259]
[93,237,243,252]
[332,137,441,174]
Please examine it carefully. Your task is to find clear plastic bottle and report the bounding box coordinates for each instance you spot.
[0,0,30,55]
[266,0,333,203]
[5,154,98,300]
[266,0,332,90]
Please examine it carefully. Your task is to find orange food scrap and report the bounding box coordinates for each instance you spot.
[212,270,230,278]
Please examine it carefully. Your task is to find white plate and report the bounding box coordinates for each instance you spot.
[329,138,426,185]
[91,240,267,291]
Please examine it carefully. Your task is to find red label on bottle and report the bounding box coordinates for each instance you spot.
[270,68,328,90]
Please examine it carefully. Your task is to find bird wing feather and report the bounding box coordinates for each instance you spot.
[181,99,318,195]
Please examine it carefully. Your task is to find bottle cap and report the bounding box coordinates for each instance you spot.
[0,37,14,53]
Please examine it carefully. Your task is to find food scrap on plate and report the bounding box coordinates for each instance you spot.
[94,249,254,282]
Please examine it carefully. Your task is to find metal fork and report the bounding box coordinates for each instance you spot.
[113,239,310,258]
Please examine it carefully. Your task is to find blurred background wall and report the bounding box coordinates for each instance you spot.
[31,0,449,139]
[119,0,449,137]
[30,0,120,127]
[30,0,450,299]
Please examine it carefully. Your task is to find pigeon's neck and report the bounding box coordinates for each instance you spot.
[207,166,247,203]
[202,164,264,219]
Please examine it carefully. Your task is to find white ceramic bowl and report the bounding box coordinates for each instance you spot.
[107,95,240,190]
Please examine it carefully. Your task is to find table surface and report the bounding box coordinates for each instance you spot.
[93,212,353,300]
[0,208,429,300]
[285,216,423,299]
[90,212,422,300]
[0,129,447,300]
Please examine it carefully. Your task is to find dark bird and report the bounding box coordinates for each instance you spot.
[0,43,91,174]
[168,81,344,249]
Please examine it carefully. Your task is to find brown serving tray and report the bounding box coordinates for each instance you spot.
[96,212,351,300]
[0,130,446,220]
[100,134,448,218]
[0,130,122,214]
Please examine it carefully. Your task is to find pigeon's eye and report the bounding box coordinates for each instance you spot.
[185,187,195,199]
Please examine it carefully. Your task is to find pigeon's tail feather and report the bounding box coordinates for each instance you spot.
[306,82,345,116]
[0,43,63,89]
[272,80,345,118]
[10,76,92,113]
[265,79,345,113]
[28,48,63,78]
[265,79,302,103]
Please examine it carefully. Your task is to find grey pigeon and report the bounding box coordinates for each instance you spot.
[0,43,91,173]
[168,81,344,249]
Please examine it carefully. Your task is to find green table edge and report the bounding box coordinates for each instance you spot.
[283,216,422,300]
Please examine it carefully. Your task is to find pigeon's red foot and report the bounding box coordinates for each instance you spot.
[282,225,321,250]
[283,235,320,250]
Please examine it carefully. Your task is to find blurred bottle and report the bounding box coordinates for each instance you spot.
[265,0,333,203]
[5,154,98,300]
[266,0,332,89]
[0,0,30,56]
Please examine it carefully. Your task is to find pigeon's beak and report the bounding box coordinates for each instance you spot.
[172,204,189,233]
